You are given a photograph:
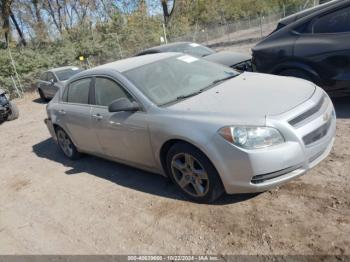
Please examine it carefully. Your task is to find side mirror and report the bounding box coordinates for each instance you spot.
[108,98,140,113]
[49,79,55,85]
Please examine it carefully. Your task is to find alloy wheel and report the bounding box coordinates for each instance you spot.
[57,130,74,158]
[171,153,209,197]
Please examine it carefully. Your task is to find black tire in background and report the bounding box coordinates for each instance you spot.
[7,101,19,121]
[166,142,224,203]
[55,127,81,160]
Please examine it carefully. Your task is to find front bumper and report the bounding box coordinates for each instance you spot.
[206,89,336,194]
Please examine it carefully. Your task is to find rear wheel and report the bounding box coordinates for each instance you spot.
[7,101,19,121]
[279,69,313,83]
[166,142,224,203]
[56,127,81,160]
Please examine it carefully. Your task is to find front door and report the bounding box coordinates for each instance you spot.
[90,76,155,168]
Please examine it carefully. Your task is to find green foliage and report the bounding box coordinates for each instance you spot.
[0,0,310,95]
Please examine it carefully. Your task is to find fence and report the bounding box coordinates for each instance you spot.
[171,2,316,47]
[2,1,319,97]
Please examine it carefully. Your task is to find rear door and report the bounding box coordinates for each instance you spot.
[59,77,99,153]
[90,76,155,168]
[294,5,350,91]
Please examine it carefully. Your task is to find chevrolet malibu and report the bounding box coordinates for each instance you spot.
[45,53,336,203]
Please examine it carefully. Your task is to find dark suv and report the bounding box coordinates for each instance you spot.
[252,0,350,96]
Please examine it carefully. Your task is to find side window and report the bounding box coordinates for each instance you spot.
[94,77,133,106]
[47,72,57,82]
[312,6,350,34]
[67,78,91,104]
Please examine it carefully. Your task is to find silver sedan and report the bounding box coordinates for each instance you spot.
[37,66,83,101]
[45,53,336,203]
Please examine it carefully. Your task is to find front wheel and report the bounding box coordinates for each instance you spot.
[56,127,81,160]
[166,143,224,203]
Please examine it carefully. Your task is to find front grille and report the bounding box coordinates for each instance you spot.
[251,165,302,184]
[303,118,331,146]
[289,94,326,127]
[232,60,253,72]
[0,106,9,120]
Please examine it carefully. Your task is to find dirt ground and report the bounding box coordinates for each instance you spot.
[1,84,350,254]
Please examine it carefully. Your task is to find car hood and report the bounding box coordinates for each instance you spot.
[204,51,251,67]
[167,72,315,124]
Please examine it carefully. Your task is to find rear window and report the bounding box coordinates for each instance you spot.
[169,43,215,57]
[67,78,91,104]
[56,68,83,81]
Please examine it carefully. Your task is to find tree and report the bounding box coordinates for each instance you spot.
[1,0,26,47]
[160,0,175,26]
[1,0,12,47]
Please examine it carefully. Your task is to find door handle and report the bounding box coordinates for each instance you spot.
[92,114,103,120]
[58,110,66,115]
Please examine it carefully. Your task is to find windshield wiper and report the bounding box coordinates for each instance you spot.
[159,91,202,106]
[197,74,237,93]
[211,74,237,85]
[160,74,237,106]
[176,74,237,100]
[176,90,202,100]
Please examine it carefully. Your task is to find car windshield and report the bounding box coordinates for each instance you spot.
[170,43,215,57]
[123,55,239,106]
[55,68,82,81]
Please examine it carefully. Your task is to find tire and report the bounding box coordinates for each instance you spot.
[279,69,314,83]
[38,89,48,102]
[7,101,19,121]
[166,142,224,203]
[56,127,81,160]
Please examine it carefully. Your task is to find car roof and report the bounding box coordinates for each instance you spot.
[80,52,178,76]
[278,0,346,26]
[49,66,80,73]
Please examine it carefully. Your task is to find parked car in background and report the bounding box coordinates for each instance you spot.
[37,66,83,101]
[252,0,350,96]
[0,88,19,123]
[136,42,252,71]
[45,53,335,203]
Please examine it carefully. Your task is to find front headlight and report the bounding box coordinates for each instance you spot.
[218,126,284,149]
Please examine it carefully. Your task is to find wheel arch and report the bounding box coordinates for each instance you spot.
[271,61,322,84]
[52,123,79,149]
[159,138,218,178]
